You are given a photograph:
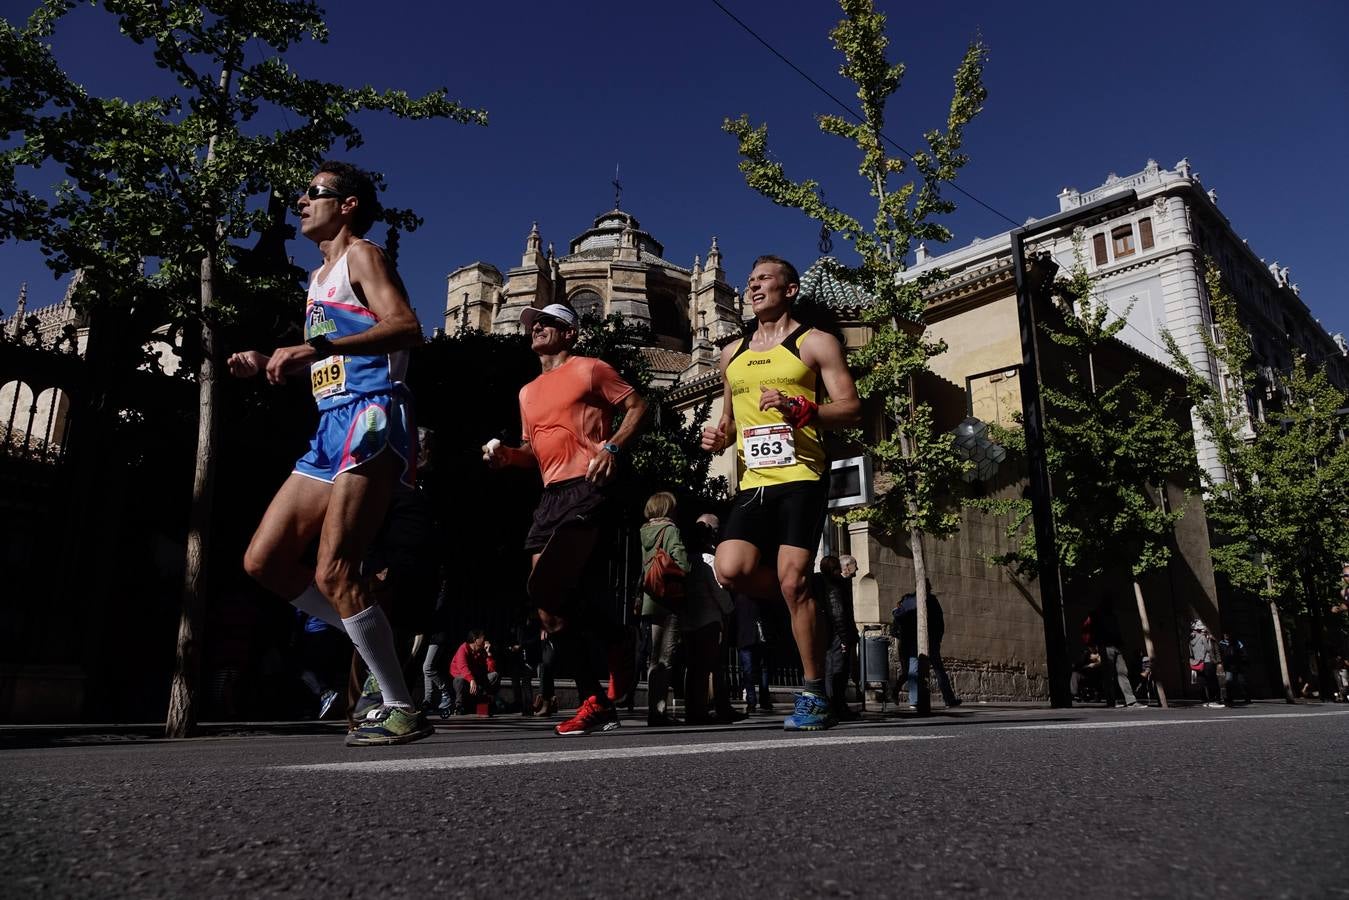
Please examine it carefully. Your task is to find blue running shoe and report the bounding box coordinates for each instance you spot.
[783,691,833,731]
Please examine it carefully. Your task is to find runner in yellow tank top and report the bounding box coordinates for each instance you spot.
[700,254,861,731]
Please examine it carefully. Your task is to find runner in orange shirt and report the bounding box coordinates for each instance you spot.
[484,302,648,735]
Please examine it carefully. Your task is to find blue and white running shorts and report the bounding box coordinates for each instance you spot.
[293,390,415,488]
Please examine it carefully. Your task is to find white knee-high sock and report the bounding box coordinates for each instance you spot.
[291,584,346,633]
[342,604,412,708]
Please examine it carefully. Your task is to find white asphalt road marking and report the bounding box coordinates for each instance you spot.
[280,732,953,774]
[997,709,1349,731]
[278,709,1349,775]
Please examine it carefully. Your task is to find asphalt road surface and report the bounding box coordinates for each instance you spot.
[2,704,1346,898]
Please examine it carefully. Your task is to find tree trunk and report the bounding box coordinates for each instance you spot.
[1268,598,1295,703]
[899,422,931,717]
[166,63,232,738]
[166,289,219,737]
[911,523,931,716]
[1132,580,1168,708]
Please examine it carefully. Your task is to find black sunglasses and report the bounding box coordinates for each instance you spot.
[300,184,344,201]
[533,316,568,330]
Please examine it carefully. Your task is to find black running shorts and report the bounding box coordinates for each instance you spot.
[524,476,611,553]
[722,478,828,554]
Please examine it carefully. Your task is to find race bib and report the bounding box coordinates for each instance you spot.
[743,424,795,469]
[310,355,347,399]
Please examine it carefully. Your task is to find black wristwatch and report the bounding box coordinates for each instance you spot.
[307,335,337,357]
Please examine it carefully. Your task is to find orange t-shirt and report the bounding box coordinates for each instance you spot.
[519,356,635,486]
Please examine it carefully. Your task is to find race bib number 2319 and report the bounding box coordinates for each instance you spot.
[310,355,346,399]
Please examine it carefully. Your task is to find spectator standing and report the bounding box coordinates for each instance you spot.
[816,555,859,721]
[893,583,961,709]
[420,580,454,718]
[449,629,500,714]
[639,492,688,726]
[1219,631,1250,706]
[734,593,773,715]
[1190,620,1223,707]
[683,513,741,724]
[1084,600,1146,709]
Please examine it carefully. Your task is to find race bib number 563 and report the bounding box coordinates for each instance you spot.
[310,355,346,399]
[743,424,795,469]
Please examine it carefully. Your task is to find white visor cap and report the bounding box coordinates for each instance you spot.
[520,303,579,332]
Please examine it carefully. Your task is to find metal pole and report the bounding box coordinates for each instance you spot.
[1010,230,1073,708]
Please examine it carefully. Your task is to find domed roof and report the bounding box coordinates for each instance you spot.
[562,209,688,274]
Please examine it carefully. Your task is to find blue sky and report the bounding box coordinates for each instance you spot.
[2,0,1346,341]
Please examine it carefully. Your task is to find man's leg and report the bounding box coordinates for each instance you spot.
[422,642,448,707]
[931,649,959,706]
[452,677,471,711]
[1101,647,1119,705]
[825,639,847,710]
[908,655,920,706]
[1112,648,1138,705]
[738,647,757,708]
[777,547,824,683]
[316,452,418,713]
[243,474,343,629]
[714,540,780,600]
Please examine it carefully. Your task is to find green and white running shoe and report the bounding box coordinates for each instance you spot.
[345,705,435,747]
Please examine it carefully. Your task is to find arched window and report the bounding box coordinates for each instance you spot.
[569,289,604,320]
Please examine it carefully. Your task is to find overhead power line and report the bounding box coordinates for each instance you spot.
[709,0,1021,230]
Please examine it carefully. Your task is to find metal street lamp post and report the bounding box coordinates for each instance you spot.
[1009,190,1138,708]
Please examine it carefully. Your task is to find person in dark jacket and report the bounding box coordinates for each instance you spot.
[892,582,960,708]
[816,555,859,720]
[734,593,772,714]
[1219,631,1249,706]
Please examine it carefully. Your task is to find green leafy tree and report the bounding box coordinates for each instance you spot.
[1164,262,1349,701]
[723,0,986,712]
[976,246,1199,705]
[0,0,486,735]
[575,313,726,507]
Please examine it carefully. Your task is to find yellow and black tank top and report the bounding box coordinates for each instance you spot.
[727,324,826,489]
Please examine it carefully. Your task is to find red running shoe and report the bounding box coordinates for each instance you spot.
[555,695,620,736]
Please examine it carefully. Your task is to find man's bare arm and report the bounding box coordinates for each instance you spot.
[803,331,861,428]
[700,343,738,452]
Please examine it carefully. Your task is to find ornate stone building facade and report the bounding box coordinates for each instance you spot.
[907,158,1349,483]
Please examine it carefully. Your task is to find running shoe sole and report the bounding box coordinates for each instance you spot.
[783,720,832,731]
[556,718,620,736]
[345,723,436,747]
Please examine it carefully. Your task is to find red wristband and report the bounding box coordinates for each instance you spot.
[783,395,818,429]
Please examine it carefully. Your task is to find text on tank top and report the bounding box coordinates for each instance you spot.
[726,324,826,488]
[304,241,408,411]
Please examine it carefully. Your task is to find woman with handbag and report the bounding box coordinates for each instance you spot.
[639,492,689,726]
